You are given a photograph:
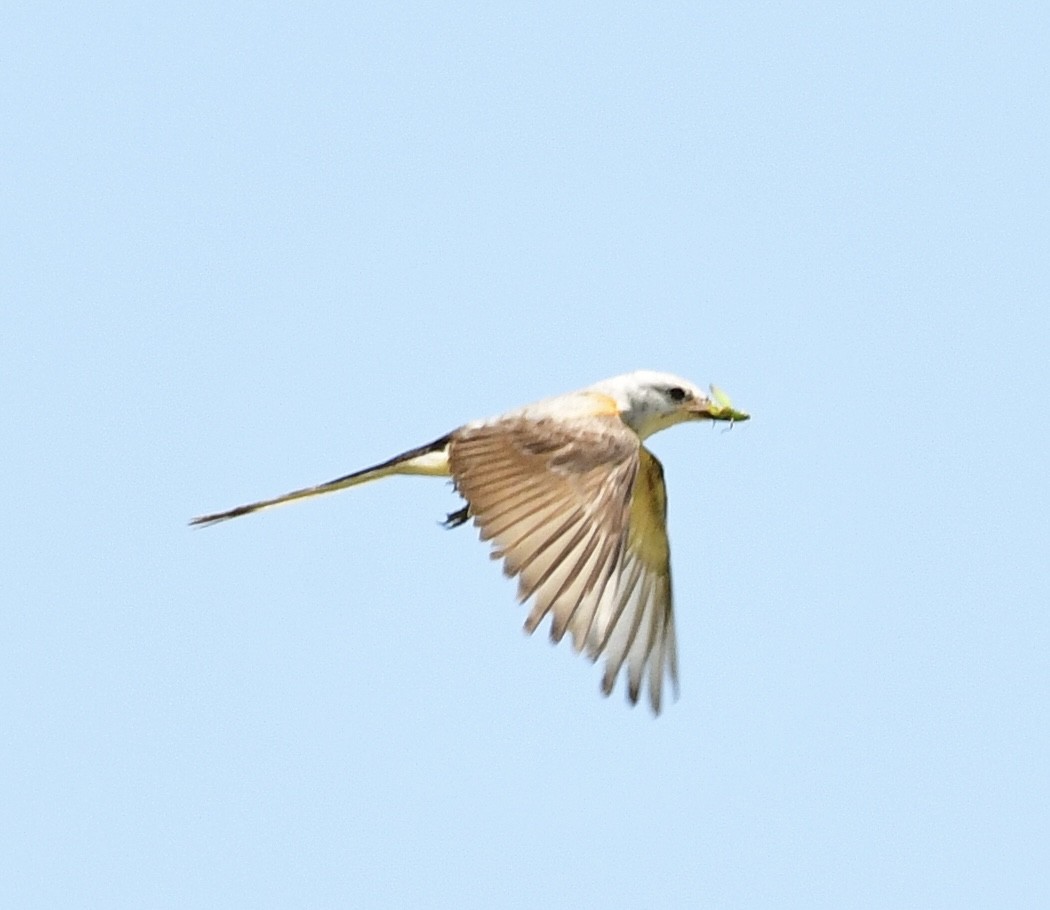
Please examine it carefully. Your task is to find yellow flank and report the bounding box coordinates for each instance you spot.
[394,449,452,476]
[628,448,670,569]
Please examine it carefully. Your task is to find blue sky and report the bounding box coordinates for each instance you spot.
[3,2,1048,907]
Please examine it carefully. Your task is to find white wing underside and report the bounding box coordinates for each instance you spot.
[448,411,679,713]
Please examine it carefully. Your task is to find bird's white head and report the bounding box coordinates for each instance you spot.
[587,370,749,439]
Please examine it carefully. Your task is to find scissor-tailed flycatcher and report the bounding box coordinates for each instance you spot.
[192,370,748,714]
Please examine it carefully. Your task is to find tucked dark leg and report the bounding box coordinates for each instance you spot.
[442,505,470,529]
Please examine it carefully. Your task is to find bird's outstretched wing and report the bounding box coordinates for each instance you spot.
[448,415,678,713]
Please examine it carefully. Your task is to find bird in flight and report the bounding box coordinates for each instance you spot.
[191,371,749,714]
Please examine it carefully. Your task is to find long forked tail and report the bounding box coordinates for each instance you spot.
[189,433,453,527]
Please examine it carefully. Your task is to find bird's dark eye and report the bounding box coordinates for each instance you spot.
[667,386,687,402]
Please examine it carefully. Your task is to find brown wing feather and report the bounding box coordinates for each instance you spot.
[449,416,679,713]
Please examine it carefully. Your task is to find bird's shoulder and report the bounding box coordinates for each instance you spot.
[455,397,639,474]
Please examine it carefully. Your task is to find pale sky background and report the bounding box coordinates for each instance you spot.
[3,2,1048,908]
